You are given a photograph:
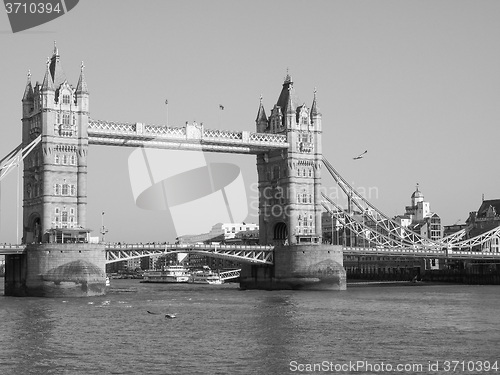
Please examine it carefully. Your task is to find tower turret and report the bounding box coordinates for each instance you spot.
[22,71,35,119]
[255,95,268,133]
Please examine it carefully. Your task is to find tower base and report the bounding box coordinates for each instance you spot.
[239,244,346,291]
[5,243,106,297]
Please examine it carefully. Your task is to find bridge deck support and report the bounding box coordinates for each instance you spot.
[240,244,346,291]
[4,243,107,297]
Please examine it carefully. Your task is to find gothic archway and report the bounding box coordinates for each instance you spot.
[29,215,42,243]
[273,222,288,240]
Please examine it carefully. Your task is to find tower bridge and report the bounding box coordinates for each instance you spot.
[0,45,347,296]
[1,45,499,296]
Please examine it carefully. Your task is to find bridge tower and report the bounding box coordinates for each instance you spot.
[5,45,106,297]
[240,74,346,290]
[256,73,323,245]
[22,44,89,243]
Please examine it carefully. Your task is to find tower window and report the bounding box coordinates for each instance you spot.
[62,95,71,105]
[55,154,60,164]
[63,113,70,125]
[62,184,69,196]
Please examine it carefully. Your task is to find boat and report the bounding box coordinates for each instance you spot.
[141,265,190,283]
[189,266,224,285]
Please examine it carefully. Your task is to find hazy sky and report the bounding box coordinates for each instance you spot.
[1,1,500,243]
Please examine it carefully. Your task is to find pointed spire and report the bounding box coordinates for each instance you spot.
[286,84,295,115]
[310,87,321,117]
[41,57,54,91]
[276,71,294,113]
[49,42,67,88]
[255,94,267,123]
[22,70,34,101]
[76,61,89,94]
[284,68,292,84]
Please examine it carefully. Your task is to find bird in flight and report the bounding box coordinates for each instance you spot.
[353,150,367,160]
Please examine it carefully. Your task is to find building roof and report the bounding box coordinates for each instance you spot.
[411,185,424,199]
[476,199,500,219]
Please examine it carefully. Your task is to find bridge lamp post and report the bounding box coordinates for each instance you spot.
[331,212,334,245]
[101,211,108,243]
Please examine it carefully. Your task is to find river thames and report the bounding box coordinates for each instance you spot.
[0,280,498,374]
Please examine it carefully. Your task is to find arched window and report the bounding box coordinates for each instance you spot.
[54,184,61,195]
[71,154,76,165]
[54,154,60,164]
[62,184,69,196]
[70,185,76,196]
[62,155,68,165]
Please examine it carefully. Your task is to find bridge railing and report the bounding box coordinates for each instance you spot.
[105,243,275,265]
[88,119,288,149]
[105,243,274,251]
[343,246,500,259]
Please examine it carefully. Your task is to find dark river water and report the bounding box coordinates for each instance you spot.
[0,279,498,374]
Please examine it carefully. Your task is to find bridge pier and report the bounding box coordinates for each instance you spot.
[240,244,346,290]
[5,243,106,297]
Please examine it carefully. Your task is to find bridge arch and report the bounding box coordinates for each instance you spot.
[25,213,42,243]
[273,222,288,240]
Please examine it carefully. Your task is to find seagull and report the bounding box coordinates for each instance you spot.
[353,150,367,160]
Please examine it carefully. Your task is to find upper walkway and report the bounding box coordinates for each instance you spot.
[87,119,289,154]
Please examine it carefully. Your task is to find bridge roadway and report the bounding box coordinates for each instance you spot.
[105,243,274,265]
[343,246,500,260]
[1,243,500,261]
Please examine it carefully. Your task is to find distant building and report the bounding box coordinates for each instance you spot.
[465,199,500,252]
[176,222,259,244]
[173,222,258,271]
[395,184,443,242]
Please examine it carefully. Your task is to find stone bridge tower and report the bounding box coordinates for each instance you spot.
[21,44,89,244]
[6,45,105,297]
[240,74,346,290]
[256,73,323,246]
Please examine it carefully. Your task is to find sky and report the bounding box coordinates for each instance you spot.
[1,0,499,244]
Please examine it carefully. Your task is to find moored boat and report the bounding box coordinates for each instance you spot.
[141,265,190,283]
[189,266,224,285]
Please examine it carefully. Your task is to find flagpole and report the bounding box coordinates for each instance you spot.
[165,99,169,126]
[16,155,20,243]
